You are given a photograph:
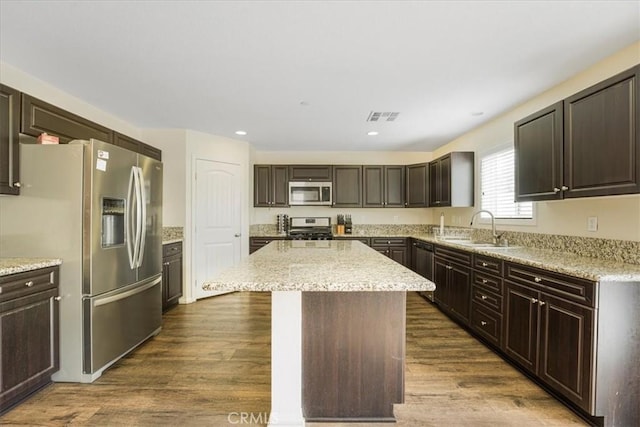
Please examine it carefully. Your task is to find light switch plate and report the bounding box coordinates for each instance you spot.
[587,216,598,232]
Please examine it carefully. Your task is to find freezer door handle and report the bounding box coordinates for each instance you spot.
[93,276,162,307]
[132,166,143,267]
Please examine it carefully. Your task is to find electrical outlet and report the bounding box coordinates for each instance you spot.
[587,216,598,232]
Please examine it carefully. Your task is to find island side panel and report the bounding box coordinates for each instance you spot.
[302,291,406,422]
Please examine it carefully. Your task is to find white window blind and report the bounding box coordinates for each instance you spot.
[481,148,533,219]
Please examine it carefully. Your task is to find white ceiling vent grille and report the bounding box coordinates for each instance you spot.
[366,111,400,122]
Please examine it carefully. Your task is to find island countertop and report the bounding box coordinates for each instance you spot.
[203,240,435,292]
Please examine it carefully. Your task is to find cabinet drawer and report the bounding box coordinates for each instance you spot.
[370,237,406,247]
[473,254,503,276]
[434,245,472,266]
[472,271,503,295]
[505,262,596,307]
[0,267,58,302]
[162,242,182,257]
[472,286,502,312]
[470,303,502,348]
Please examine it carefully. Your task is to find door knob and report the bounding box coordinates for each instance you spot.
[234,233,241,237]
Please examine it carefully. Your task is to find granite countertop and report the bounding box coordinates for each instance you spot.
[249,230,640,282]
[410,234,640,282]
[0,258,63,277]
[203,240,435,292]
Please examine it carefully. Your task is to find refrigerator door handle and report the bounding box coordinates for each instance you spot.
[126,166,137,269]
[136,167,147,268]
[132,165,143,268]
[93,276,161,307]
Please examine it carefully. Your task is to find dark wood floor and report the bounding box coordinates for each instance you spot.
[1,292,586,426]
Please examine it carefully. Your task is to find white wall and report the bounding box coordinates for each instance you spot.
[433,41,640,242]
[141,129,188,227]
[251,151,434,226]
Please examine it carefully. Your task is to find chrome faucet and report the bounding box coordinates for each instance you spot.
[470,210,503,245]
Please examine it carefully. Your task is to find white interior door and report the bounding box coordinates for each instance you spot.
[194,159,242,299]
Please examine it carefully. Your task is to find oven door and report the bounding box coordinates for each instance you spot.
[289,182,332,205]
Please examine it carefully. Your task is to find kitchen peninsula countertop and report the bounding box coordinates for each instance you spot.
[0,258,62,276]
[203,239,435,292]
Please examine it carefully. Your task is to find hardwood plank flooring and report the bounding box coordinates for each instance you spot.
[1,292,586,426]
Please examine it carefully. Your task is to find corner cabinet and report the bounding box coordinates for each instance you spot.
[0,84,21,195]
[429,152,474,207]
[405,163,429,207]
[162,242,183,312]
[363,165,405,207]
[254,165,289,207]
[515,65,640,201]
[0,266,60,414]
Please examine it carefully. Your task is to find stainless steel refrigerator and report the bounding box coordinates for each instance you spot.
[0,139,162,383]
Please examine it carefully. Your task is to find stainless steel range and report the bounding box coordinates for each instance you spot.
[288,217,333,240]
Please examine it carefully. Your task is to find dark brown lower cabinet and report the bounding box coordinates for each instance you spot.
[302,291,405,422]
[162,242,183,312]
[371,238,408,267]
[249,237,286,254]
[433,246,472,325]
[504,280,594,413]
[0,267,60,414]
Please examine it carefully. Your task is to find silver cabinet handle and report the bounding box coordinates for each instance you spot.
[481,295,487,300]
[446,265,453,270]
[553,187,560,193]
[481,321,487,326]
[481,262,488,267]
[531,298,539,304]
[13,182,21,188]
[561,185,569,191]
[54,296,62,301]
[163,262,170,266]
[539,301,546,306]
[25,281,34,287]
[534,277,542,283]
[481,279,488,284]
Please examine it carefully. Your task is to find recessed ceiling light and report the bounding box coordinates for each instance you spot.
[367,131,379,136]
[471,111,484,116]
[235,130,247,136]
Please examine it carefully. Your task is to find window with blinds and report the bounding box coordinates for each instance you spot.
[480,148,533,219]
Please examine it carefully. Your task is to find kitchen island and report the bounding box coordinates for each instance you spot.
[203,240,434,426]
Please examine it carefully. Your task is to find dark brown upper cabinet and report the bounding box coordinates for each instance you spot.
[514,102,564,201]
[113,132,162,161]
[363,165,405,208]
[405,162,429,207]
[564,65,639,198]
[332,165,362,207]
[429,152,474,207]
[254,164,289,207]
[515,65,640,201]
[0,84,21,195]
[288,165,332,181]
[21,94,113,144]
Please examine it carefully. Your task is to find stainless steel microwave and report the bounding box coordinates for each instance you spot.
[289,182,332,205]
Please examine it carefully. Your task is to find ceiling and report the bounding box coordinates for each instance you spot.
[1,1,638,152]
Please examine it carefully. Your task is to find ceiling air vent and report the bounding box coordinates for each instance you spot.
[366,111,400,122]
